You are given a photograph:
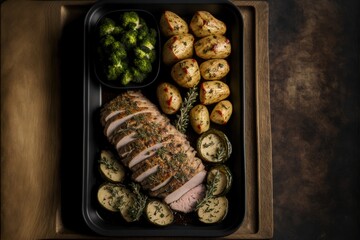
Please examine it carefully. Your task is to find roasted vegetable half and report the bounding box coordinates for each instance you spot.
[196,129,232,163]
[206,165,232,196]
[197,196,228,224]
[145,199,174,226]
[97,183,140,222]
[98,150,126,183]
[97,183,131,212]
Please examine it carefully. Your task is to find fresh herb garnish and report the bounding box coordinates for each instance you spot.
[127,182,148,221]
[213,147,226,162]
[98,155,119,171]
[195,170,221,210]
[174,86,198,133]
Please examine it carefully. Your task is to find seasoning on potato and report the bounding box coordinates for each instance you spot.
[210,100,233,125]
[190,11,227,37]
[160,11,189,37]
[194,35,231,59]
[199,81,230,105]
[171,59,201,88]
[163,33,194,65]
[157,82,183,114]
[189,104,210,134]
[200,59,230,80]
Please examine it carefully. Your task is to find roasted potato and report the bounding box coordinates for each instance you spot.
[160,11,189,37]
[163,34,194,65]
[210,100,233,125]
[200,59,230,80]
[199,81,230,105]
[157,82,182,114]
[194,35,231,59]
[190,104,210,134]
[190,11,226,37]
[171,59,201,88]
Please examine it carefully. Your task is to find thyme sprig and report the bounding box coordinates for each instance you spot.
[104,184,124,210]
[127,182,148,221]
[98,156,119,171]
[195,170,221,210]
[213,147,226,163]
[174,86,198,133]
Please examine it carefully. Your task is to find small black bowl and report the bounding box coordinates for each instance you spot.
[90,9,161,90]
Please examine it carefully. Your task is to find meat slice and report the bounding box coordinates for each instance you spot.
[131,155,168,182]
[104,108,154,137]
[121,135,175,168]
[137,155,173,191]
[164,170,207,204]
[139,141,195,191]
[110,114,166,151]
[101,91,159,125]
[150,157,204,198]
[117,132,172,160]
[169,184,206,213]
[132,165,158,182]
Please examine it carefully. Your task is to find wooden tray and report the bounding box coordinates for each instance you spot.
[0,0,271,239]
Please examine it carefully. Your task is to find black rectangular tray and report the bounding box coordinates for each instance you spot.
[83,0,245,237]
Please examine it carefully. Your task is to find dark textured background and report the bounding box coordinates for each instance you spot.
[269,0,359,239]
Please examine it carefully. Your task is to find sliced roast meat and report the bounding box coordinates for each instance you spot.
[133,165,158,182]
[108,113,158,147]
[101,91,151,125]
[121,134,176,168]
[131,155,168,182]
[169,184,206,213]
[100,91,207,212]
[118,134,173,162]
[150,157,204,198]
[164,170,207,204]
[104,108,152,137]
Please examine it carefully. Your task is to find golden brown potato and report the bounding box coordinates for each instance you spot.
[160,11,189,37]
[210,100,233,125]
[157,82,182,114]
[200,59,230,80]
[190,11,226,37]
[163,34,194,65]
[199,81,230,105]
[171,59,201,88]
[194,35,231,59]
[189,104,210,134]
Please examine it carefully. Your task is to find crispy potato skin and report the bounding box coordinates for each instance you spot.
[163,34,194,65]
[190,11,226,37]
[194,35,231,59]
[160,11,189,37]
[171,59,201,88]
[200,59,230,80]
[210,100,233,125]
[157,82,182,114]
[199,81,230,105]
[190,104,210,134]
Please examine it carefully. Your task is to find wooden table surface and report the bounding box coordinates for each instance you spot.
[1,0,359,239]
[269,0,360,239]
